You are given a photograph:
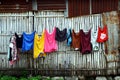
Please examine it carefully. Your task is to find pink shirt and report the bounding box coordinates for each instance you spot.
[44,27,58,53]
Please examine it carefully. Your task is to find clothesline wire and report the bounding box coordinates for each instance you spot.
[0,14,101,17]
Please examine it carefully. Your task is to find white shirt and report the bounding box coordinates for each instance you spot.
[91,27,99,51]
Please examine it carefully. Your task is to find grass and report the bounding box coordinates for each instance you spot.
[0,75,64,80]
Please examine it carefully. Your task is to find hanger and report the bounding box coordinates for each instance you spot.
[9,31,15,36]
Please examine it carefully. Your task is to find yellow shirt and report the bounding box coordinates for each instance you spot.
[33,31,46,59]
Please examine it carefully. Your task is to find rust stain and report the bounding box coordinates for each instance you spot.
[103,11,119,55]
[111,32,117,55]
[102,13,107,26]
[102,13,108,55]
[108,12,119,24]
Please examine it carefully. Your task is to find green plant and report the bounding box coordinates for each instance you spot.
[46,77,51,80]
[21,71,29,77]
[28,75,42,80]
[19,77,28,80]
[0,75,18,80]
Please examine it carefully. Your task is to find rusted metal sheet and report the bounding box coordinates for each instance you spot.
[102,11,119,55]
[102,11,119,75]
[92,0,118,14]
[37,0,66,10]
[68,0,118,17]
[68,0,90,17]
[0,5,31,13]
[0,0,30,4]
[0,0,32,13]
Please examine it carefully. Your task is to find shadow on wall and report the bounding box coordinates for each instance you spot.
[118,11,120,69]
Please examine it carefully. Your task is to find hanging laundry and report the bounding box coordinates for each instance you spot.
[97,25,108,43]
[15,33,23,55]
[15,33,23,48]
[44,27,58,53]
[71,29,81,50]
[55,27,67,42]
[67,29,72,46]
[91,27,99,51]
[8,35,18,65]
[22,31,35,52]
[7,46,12,61]
[80,29,92,54]
[34,31,46,59]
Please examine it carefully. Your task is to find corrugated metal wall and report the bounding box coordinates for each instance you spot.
[102,11,120,75]
[0,12,33,53]
[68,0,90,17]
[0,11,119,76]
[68,0,118,17]
[92,0,118,14]
[37,0,66,10]
[0,0,32,13]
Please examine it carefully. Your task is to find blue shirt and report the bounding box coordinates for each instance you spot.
[22,31,35,52]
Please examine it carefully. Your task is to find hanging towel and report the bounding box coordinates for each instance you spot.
[22,31,35,52]
[55,27,67,42]
[34,31,46,59]
[44,27,58,53]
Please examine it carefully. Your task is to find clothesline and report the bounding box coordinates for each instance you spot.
[0,15,64,17]
[0,15,34,17]
[0,30,94,36]
[0,14,101,17]
[0,33,22,36]
[0,33,43,36]
[0,28,97,36]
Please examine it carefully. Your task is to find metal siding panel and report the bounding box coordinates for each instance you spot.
[37,0,66,10]
[0,5,32,13]
[92,0,118,14]
[0,0,31,5]
[102,11,119,74]
[68,0,90,17]
[68,0,72,17]
[0,12,33,53]
[0,0,32,13]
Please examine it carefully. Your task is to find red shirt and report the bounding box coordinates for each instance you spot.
[97,25,108,42]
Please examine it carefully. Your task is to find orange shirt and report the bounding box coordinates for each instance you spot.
[71,30,81,50]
